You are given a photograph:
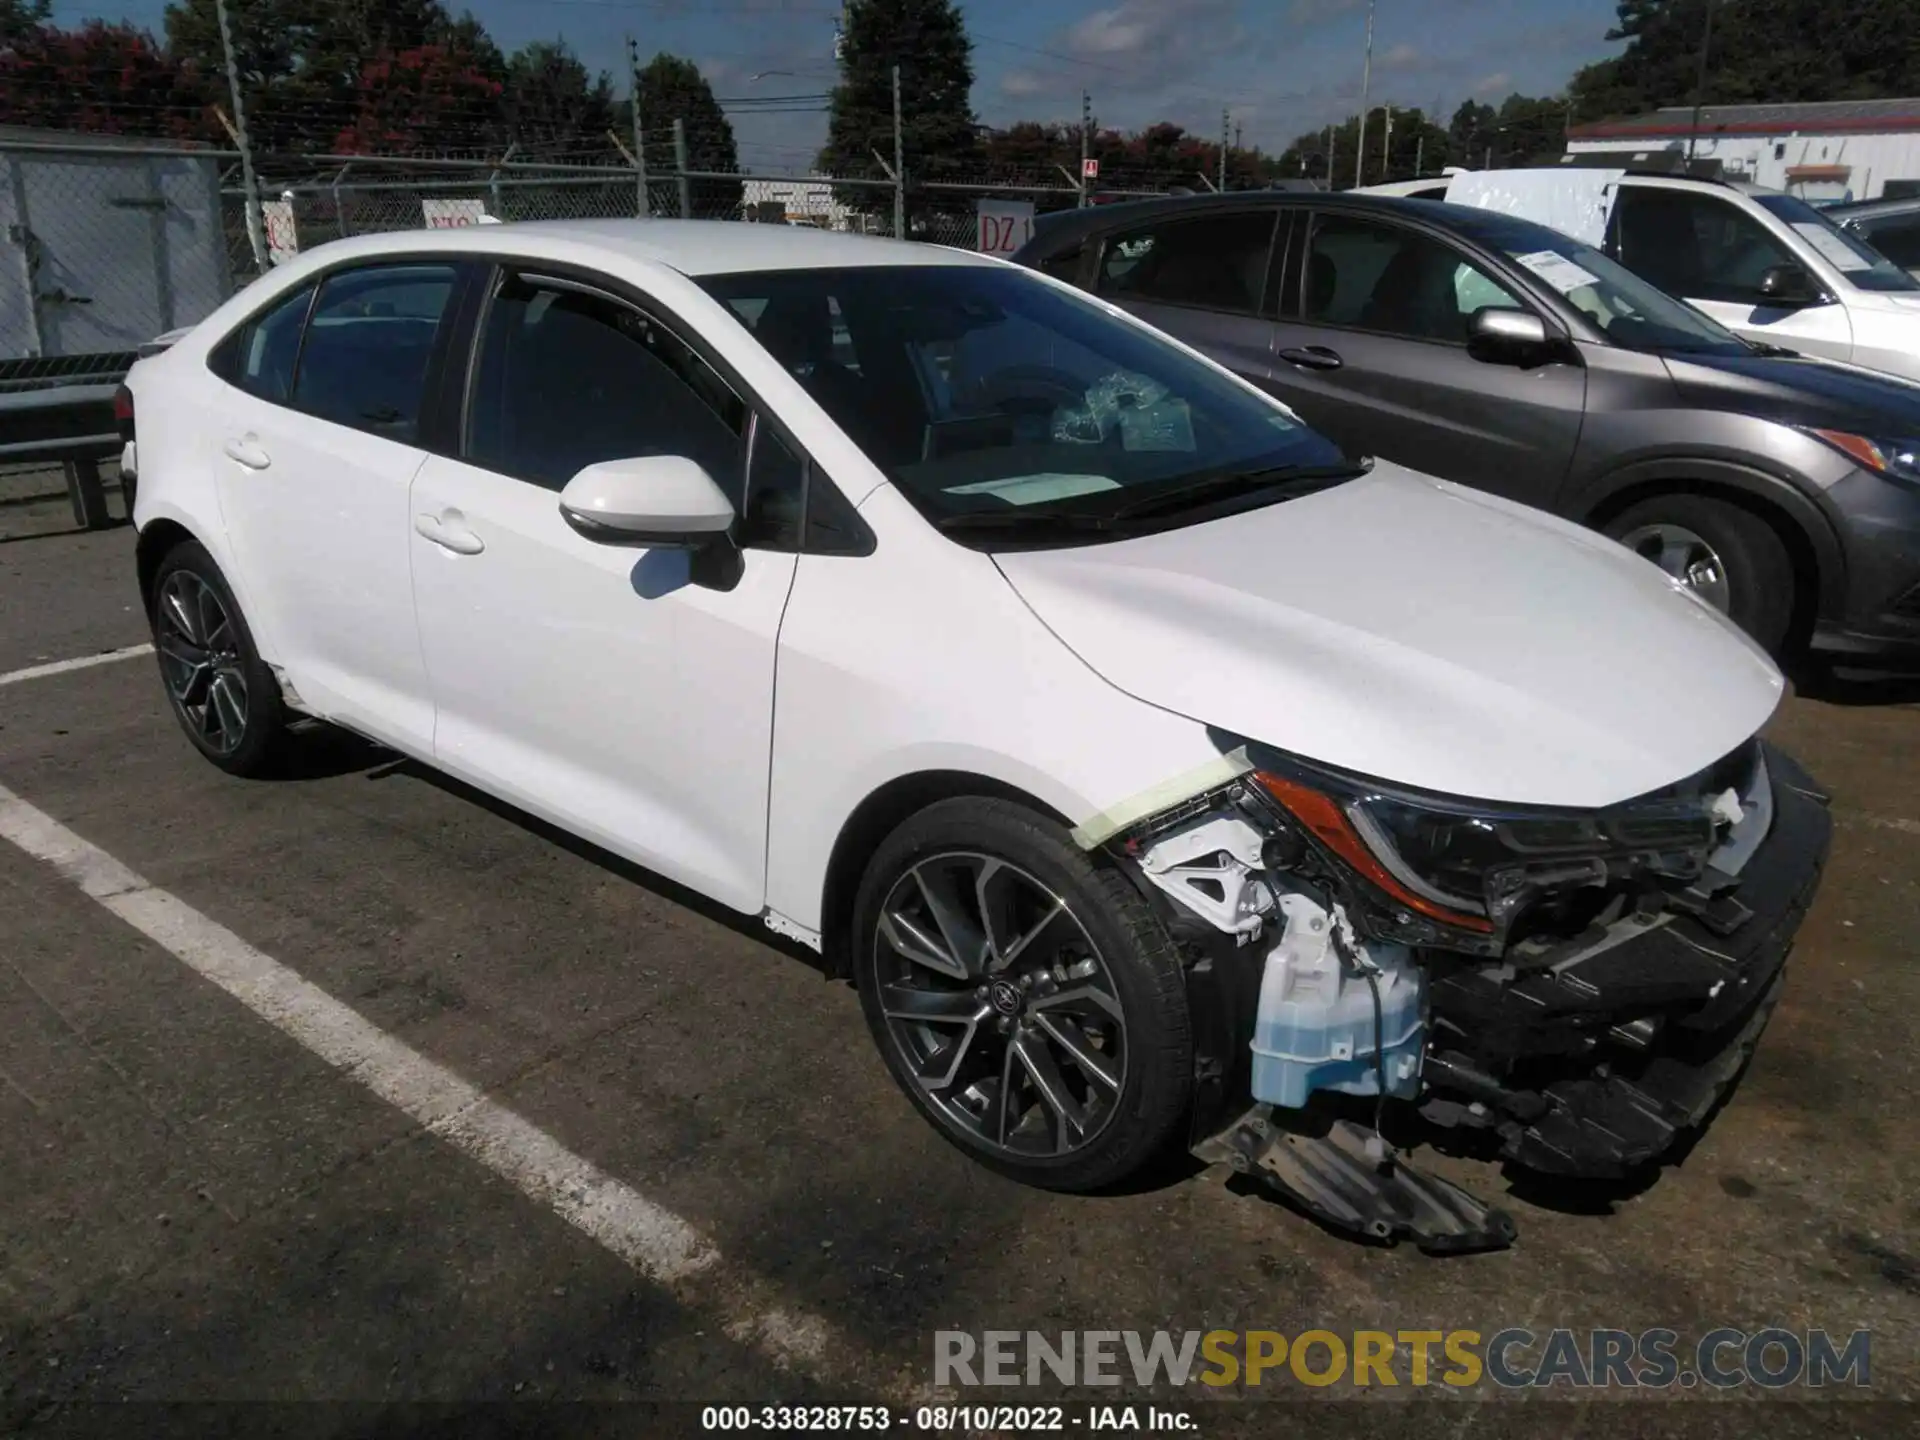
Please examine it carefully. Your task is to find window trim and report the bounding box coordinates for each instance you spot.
[452,257,875,557]
[1288,207,1536,349]
[1091,209,1282,320]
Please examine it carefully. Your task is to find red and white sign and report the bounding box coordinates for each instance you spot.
[1082,157,1099,179]
[262,200,299,266]
[422,197,491,229]
[976,199,1035,256]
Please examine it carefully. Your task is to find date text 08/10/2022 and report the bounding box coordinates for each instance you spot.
[701,1407,1194,1432]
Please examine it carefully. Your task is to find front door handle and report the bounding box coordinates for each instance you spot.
[1278,345,1344,372]
[222,436,271,470]
[415,512,485,556]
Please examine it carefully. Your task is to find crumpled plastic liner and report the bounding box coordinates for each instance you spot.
[1052,371,1196,452]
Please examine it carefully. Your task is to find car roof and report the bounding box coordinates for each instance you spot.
[269,218,996,278]
[1023,188,1577,256]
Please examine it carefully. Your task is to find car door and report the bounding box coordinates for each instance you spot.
[407,267,799,913]
[1089,208,1281,384]
[210,261,463,754]
[1607,184,1855,362]
[1265,209,1586,505]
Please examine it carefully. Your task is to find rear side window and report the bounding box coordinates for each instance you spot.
[1095,212,1277,314]
[215,283,314,403]
[1036,242,1084,281]
[466,275,747,499]
[289,264,457,442]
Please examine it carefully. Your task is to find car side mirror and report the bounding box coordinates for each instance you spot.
[1758,263,1822,307]
[558,456,735,549]
[1467,307,1553,366]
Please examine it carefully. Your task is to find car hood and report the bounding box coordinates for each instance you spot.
[1662,348,1920,430]
[993,463,1784,809]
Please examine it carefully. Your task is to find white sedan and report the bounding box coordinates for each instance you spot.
[123,220,1827,1247]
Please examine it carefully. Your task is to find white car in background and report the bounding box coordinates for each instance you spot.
[120,221,1829,1251]
[1421,168,1920,381]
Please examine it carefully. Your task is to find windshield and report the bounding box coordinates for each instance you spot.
[1484,227,1751,356]
[698,265,1352,541]
[1755,193,1920,292]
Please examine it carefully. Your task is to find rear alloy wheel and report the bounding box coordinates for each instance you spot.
[853,797,1192,1191]
[150,541,285,776]
[1605,494,1796,658]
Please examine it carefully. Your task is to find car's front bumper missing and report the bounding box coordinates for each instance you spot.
[1416,747,1832,1178]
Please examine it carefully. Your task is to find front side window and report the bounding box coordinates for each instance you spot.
[1466,216,1749,357]
[220,283,314,404]
[1095,212,1277,314]
[467,275,746,497]
[288,265,456,442]
[1610,189,1804,304]
[700,264,1351,544]
[1303,214,1522,343]
[1752,193,1920,292]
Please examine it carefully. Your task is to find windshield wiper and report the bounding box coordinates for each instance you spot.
[1109,459,1370,522]
[1746,341,1800,359]
[933,509,1117,535]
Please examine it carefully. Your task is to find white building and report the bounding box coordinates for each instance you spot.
[1566,98,1920,204]
[740,175,879,231]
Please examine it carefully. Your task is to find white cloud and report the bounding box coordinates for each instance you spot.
[999,69,1048,98]
[1472,70,1512,95]
[1378,43,1423,71]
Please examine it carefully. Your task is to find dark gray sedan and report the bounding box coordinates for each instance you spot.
[1014,192,1920,668]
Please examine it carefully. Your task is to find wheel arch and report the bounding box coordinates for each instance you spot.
[817,769,1074,979]
[134,516,202,616]
[1574,458,1846,642]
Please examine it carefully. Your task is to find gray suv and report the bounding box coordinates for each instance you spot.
[1014,192,1920,668]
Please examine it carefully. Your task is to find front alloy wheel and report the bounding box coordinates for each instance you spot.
[872,853,1127,1159]
[853,797,1192,1192]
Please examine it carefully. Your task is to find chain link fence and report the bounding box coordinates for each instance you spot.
[2,132,1171,388]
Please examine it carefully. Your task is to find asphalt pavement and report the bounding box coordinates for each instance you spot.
[1,513,1914,1438]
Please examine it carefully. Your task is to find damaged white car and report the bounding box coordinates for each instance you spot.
[123,223,1830,1251]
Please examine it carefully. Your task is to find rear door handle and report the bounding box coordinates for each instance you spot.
[415,512,485,556]
[1278,345,1344,371]
[222,436,271,470]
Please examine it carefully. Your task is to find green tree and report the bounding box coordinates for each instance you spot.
[1569,0,1920,122]
[631,52,741,215]
[503,40,617,159]
[819,0,978,224]
[0,0,50,44]
[163,0,502,153]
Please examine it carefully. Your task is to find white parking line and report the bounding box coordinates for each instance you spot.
[0,779,864,1384]
[0,643,153,688]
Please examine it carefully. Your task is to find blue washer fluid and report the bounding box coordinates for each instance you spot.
[1249,892,1426,1111]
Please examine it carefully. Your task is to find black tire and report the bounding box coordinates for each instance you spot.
[1604,494,1797,657]
[148,539,286,777]
[852,796,1192,1192]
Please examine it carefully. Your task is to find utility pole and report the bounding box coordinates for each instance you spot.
[214,0,266,271]
[1687,0,1715,163]
[1079,90,1091,207]
[627,36,650,217]
[1414,133,1424,178]
[1325,124,1335,189]
[891,64,905,239]
[1353,0,1375,189]
[1219,108,1229,192]
[1382,103,1393,182]
[672,119,690,218]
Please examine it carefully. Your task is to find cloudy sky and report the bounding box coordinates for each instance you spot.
[49,0,1628,166]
